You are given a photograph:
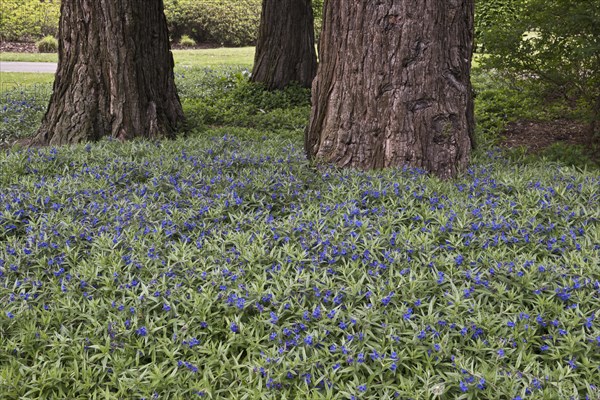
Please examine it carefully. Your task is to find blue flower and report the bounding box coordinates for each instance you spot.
[357,384,367,392]
[477,378,486,389]
[230,322,239,333]
[136,326,148,336]
[459,381,468,392]
[357,353,365,363]
[437,271,445,284]
[312,306,321,319]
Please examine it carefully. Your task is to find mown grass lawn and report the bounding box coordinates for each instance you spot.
[1,65,599,399]
[0,47,255,67]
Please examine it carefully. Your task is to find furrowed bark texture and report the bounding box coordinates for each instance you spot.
[251,0,317,89]
[305,0,475,179]
[35,0,184,145]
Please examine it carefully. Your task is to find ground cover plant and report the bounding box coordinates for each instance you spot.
[1,66,600,399]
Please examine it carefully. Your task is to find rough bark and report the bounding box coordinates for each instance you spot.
[251,0,317,90]
[35,0,184,146]
[305,0,475,179]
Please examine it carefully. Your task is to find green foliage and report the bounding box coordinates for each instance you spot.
[513,142,597,169]
[1,0,324,48]
[36,35,58,53]
[0,0,60,41]
[312,0,324,42]
[479,0,600,135]
[178,35,196,48]
[177,67,311,132]
[474,0,518,53]
[472,68,546,145]
[164,0,324,47]
[164,0,262,47]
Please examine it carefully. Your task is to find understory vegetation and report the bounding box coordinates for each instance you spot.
[1,63,600,399]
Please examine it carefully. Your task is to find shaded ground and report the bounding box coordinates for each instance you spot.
[500,119,590,152]
[500,119,599,164]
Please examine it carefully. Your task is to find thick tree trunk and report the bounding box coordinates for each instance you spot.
[305,0,475,179]
[251,0,317,90]
[35,0,184,146]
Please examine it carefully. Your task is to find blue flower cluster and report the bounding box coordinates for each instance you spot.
[0,134,599,399]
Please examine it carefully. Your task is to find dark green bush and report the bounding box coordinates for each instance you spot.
[2,0,324,48]
[164,0,262,47]
[36,35,58,53]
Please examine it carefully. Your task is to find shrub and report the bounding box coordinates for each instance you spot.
[0,0,60,41]
[36,35,58,53]
[179,34,196,48]
[1,0,324,48]
[164,0,261,47]
[480,0,600,143]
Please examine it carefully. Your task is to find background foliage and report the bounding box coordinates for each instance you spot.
[0,0,60,42]
[163,0,262,47]
[1,0,325,47]
[477,0,600,143]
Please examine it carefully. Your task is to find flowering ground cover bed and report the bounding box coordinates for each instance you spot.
[1,131,599,399]
[1,67,600,399]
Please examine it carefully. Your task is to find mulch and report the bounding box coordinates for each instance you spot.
[500,119,591,153]
[0,41,38,53]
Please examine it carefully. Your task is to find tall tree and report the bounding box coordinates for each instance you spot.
[305,0,475,179]
[34,0,184,146]
[251,0,317,90]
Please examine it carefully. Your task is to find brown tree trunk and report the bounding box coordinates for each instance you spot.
[34,0,184,146]
[251,0,317,90]
[305,0,475,179]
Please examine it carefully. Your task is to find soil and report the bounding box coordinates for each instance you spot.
[500,119,590,153]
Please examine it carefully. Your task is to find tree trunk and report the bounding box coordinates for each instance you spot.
[305,0,475,179]
[34,0,184,146]
[251,0,317,90]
